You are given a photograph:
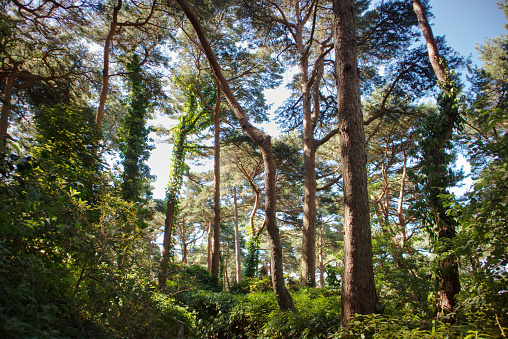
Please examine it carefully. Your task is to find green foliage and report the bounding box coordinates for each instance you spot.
[451,94,508,329]
[410,68,465,231]
[235,289,341,339]
[83,271,195,338]
[177,264,222,292]
[0,104,191,338]
[118,53,154,203]
[244,236,260,278]
[371,226,435,317]
[164,78,216,219]
[325,264,342,289]
[332,313,500,339]
[177,290,244,338]
[178,288,341,339]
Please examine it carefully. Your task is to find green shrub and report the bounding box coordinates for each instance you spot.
[177,290,247,338]
[332,313,501,339]
[235,288,341,338]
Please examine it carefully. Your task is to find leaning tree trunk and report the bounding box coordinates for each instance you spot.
[412,0,461,314]
[96,0,122,132]
[175,0,294,311]
[333,0,376,324]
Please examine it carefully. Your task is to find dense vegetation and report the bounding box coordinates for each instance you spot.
[1,0,507,338]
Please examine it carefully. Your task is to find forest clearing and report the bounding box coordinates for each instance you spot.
[1,0,507,338]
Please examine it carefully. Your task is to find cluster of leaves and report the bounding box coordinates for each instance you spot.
[243,235,260,278]
[332,313,499,339]
[178,287,341,339]
[0,104,194,338]
[118,53,155,203]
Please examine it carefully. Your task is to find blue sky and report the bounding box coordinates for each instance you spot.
[147,1,508,200]
[431,0,506,65]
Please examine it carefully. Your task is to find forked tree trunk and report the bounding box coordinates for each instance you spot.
[333,0,376,324]
[175,0,294,311]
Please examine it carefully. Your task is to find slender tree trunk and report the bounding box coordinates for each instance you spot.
[249,188,260,235]
[207,219,212,272]
[411,0,446,83]
[412,0,460,314]
[159,195,176,288]
[296,12,318,288]
[224,254,231,291]
[262,142,294,309]
[233,186,242,283]
[175,0,294,311]
[301,87,317,286]
[319,222,324,288]
[0,75,15,149]
[211,100,221,277]
[96,0,122,132]
[333,0,376,324]
[181,217,188,264]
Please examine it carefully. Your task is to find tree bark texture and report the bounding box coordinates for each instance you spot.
[175,0,294,311]
[333,0,376,324]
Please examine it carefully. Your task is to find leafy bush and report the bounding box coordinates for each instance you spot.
[235,288,341,338]
[177,288,342,338]
[177,290,246,338]
[91,277,195,339]
[332,313,501,339]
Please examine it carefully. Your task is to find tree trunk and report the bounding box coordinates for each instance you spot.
[181,217,188,264]
[318,222,325,288]
[333,0,376,324]
[207,219,212,272]
[301,83,317,287]
[233,186,242,283]
[159,195,176,288]
[96,0,122,132]
[0,75,15,149]
[295,10,318,288]
[211,100,221,277]
[411,0,446,83]
[412,0,460,314]
[262,142,294,310]
[249,187,260,235]
[175,0,294,311]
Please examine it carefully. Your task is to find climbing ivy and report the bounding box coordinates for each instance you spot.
[410,66,465,234]
[165,80,217,216]
[410,64,465,314]
[118,53,154,203]
[244,236,260,278]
